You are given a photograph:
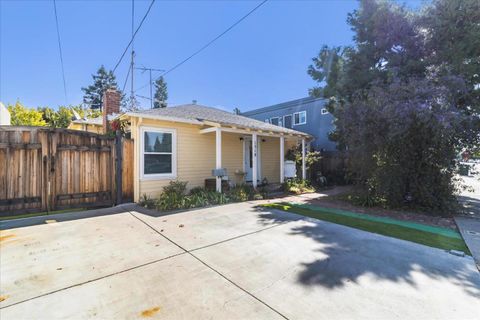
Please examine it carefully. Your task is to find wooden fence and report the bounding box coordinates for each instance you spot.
[0,127,133,217]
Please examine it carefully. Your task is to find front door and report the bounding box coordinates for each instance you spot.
[244,137,261,182]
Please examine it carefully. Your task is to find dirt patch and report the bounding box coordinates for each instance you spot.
[140,306,161,317]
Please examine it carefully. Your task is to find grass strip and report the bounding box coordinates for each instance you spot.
[263,202,470,254]
[0,208,86,221]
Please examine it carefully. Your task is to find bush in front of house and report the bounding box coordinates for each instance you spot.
[139,181,272,211]
[283,178,315,195]
[141,181,230,211]
[227,184,255,202]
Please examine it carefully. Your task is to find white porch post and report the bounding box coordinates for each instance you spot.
[252,133,258,188]
[301,138,306,180]
[216,128,222,192]
[280,136,285,183]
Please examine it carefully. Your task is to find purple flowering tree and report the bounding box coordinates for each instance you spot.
[309,0,480,213]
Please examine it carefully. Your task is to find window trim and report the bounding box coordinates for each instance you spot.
[270,117,280,126]
[321,108,329,115]
[293,111,307,125]
[140,126,177,180]
[283,114,292,128]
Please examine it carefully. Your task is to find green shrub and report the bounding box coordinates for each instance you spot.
[139,194,156,209]
[283,178,315,194]
[228,184,255,202]
[154,183,229,211]
[155,181,188,210]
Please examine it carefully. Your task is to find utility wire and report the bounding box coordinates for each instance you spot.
[53,0,68,104]
[112,0,156,74]
[135,0,268,92]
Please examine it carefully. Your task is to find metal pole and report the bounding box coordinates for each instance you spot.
[130,0,135,110]
[149,69,153,108]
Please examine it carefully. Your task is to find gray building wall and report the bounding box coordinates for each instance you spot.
[242,97,336,151]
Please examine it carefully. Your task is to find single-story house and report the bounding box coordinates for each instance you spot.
[119,104,312,202]
[68,115,117,134]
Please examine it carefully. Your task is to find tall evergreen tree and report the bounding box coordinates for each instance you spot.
[153,76,168,108]
[82,65,119,110]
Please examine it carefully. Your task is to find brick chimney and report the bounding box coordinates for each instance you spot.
[102,88,121,134]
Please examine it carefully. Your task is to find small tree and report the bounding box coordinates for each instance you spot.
[8,102,46,126]
[39,106,73,128]
[153,76,168,108]
[82,65,120,110]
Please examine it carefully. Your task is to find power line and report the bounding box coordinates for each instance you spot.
[53,0,68,104]
[112,0,156,74]
[135,0,269,92]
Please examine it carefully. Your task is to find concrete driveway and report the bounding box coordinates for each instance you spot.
[1,202,479,319]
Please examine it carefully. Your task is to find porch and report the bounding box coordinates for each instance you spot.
[199,126,309,192]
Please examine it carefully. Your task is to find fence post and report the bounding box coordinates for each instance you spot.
[115,130,123,205]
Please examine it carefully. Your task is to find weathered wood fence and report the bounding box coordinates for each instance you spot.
[0,127,133,217]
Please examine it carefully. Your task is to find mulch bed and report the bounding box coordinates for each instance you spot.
[286,195,458,231]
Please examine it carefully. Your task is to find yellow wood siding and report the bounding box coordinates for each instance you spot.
[68,122,103,134]
[129,116,301,201]
[260,137,281,184]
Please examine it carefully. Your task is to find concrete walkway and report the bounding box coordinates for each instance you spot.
[1,202,479,319]
[455,168,480,270]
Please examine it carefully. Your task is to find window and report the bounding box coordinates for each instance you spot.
[141,127,176,179]
[264,119,270,124]
[270,117,279,126]
[293,111,307,125]
[321,108,329,115]
[283,114,292,128]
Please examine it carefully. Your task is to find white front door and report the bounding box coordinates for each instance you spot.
[244,137,261,182]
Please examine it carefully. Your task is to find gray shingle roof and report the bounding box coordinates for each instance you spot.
[124,104,311,137]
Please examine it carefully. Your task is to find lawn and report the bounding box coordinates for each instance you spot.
[263,202,470,254]
[0,208,86,221]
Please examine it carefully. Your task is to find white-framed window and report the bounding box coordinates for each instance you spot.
[264,119,270,124]
[140,127,177,179]
[293,111,307,125]
[270,117,280,126]
[321,108,329,115]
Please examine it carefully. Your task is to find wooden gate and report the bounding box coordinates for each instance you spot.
[0,127,134,217]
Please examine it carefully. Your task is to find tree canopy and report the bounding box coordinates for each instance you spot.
[7,102,46,126]
[308,0,480,213]
[153,76,168,108]
[82,65,120,110]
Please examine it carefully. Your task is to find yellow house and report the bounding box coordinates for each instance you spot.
[68,117,104,134]
[120,104,312,202]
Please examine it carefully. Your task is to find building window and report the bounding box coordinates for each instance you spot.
[321,108,329,115]
[270,117,280,126]
[293,111,307,125]
[141,127,176,179]
[283,114,292,128]
[264,119,270,124]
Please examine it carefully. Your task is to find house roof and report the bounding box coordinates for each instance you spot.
[241,96,326,116]
[123,104,311,138]
[71,114,118,126]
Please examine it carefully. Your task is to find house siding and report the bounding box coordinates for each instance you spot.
[130,117,292,201]
[242,97,336,151]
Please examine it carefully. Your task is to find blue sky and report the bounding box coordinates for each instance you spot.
[1,0,361,112]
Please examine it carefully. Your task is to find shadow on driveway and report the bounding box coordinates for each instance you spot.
[255,206,480,298]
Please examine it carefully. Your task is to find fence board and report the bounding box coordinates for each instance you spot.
[0,127,134,217]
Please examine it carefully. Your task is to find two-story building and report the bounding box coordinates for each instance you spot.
[242,96,336,151]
